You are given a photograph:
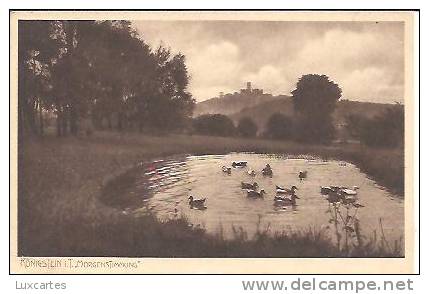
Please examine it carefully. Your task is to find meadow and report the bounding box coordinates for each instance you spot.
[18,132,404,257]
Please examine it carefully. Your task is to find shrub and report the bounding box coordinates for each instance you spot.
[264,113,294,139]
[345,103,404,148]
[236,117,258,137]
[192,114,236,137]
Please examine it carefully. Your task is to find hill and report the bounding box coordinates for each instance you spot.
[193,93,285,117]
[229,97,395,133]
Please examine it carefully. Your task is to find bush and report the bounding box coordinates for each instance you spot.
[345,103,404,148]
[192,114,236,137]
[236,117,258,137]
[264,113,294,139]
[294,118,336,144]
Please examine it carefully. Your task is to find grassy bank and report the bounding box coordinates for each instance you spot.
[18,132,404,257]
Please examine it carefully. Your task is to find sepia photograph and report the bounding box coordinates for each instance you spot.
[9,10,417,274]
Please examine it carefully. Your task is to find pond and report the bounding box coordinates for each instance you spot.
[113,153,404,244]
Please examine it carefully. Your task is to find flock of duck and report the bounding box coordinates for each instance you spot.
[188,160,363,210]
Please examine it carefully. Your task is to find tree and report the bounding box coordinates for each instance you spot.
[18,20,195,138]
[292,74,342,143]
[18,20,62,136]
[237,117,258,137]
[345,103,404,148]
[144,49,195,130]
[264,113,293,139]
[193,114,236,137]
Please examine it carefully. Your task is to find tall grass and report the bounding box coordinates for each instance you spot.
[18,132,404,257]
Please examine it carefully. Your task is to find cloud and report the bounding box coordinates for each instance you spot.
[283,27,404,102]
[189,41,242,86]
[341,67,404,102]
[133,21,405,103]
[185,41,243,99]
[241,65,287,95]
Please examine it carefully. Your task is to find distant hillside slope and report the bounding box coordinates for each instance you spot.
[229,97,293,130]
[193,93,285,117]
[229,97,395,132]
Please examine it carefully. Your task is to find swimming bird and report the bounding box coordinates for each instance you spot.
[340,186,359,196]
[262,164,273,176]
[247,169,257,177]
[188,196,207,209]
[326,190,343,203]
[246,189,266,198]
[241,181,258,190]
[320,186,341,195]
[299,171,308,180]
[276,185,298,195]
[232,161,247,168]
[222,166,232,174]
[274,194,300,206]
[338,186,360,204]
[322,186,360,204]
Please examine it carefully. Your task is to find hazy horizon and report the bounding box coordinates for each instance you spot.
[133,21,404,104]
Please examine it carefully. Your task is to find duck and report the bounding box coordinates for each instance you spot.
[247,169,257,177]
[232,161,247,168]
[326,190,343,203]
[188,196,207,209]
[246,189,266,198]
[274,193,300,206]
[221,166,232,174]
[241,181,258,190]
[262,164,273,176]
[338,186,359,204]
[339,186,359,196]
[298,171,308,180]
[320,185,341,195]
[276,185,298,195]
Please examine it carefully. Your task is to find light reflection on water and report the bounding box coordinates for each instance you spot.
[128,153,403,242]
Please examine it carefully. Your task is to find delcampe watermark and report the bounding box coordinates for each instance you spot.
[242,278,414,293]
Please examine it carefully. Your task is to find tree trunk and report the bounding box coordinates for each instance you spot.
[26,100,37,135]
[18,94,26,138]
[18,56,29,137]
[69,105,78,136]
[56,110,62,137]
[62,107,69,136]
[38,100,44,136]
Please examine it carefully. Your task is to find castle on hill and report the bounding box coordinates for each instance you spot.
[218,82,272,99]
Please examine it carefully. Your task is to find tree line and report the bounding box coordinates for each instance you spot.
[193,74,404,148]
[19,20,195,137]
[194,74,342,143]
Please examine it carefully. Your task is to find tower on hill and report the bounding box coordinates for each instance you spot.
[239,82,263,95]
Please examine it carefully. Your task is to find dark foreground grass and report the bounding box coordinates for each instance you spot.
[18,132,404,257]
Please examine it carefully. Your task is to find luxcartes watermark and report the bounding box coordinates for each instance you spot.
[15,281,66,290]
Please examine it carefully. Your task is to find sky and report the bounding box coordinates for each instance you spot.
[132,21,404,103]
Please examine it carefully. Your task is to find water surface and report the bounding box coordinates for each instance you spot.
[121,153,403,243]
